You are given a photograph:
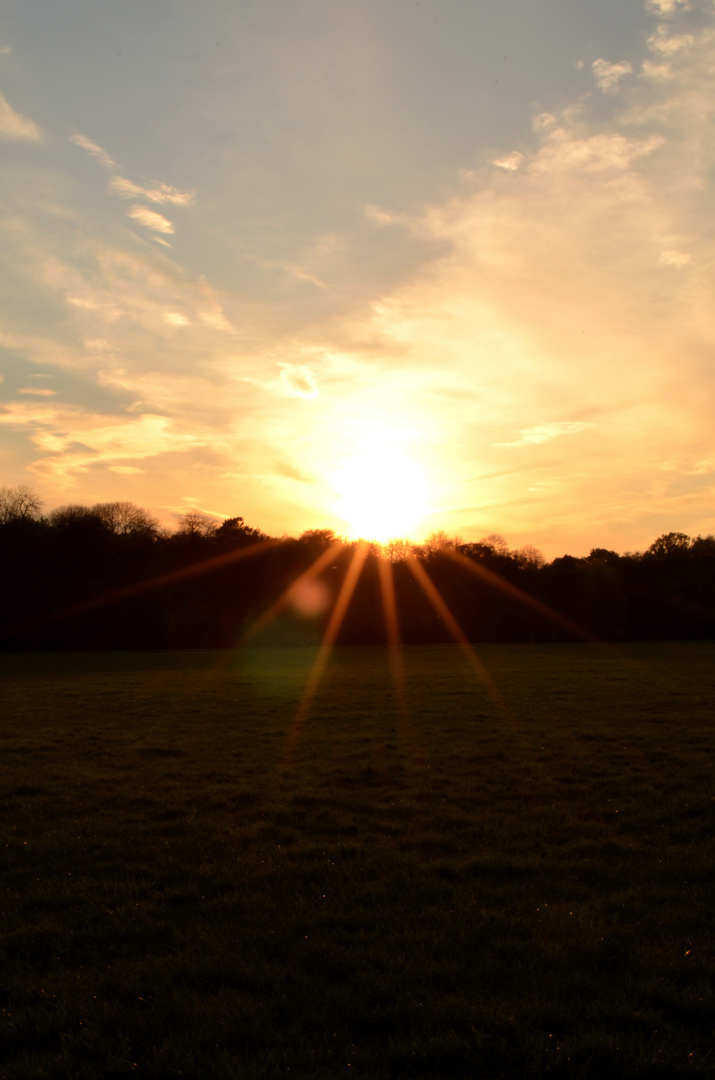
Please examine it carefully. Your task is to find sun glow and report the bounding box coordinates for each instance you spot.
[333,445,429,542]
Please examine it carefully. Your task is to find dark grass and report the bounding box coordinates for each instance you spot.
[1,642,714,1078]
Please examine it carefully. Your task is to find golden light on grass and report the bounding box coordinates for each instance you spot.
[263,529,617,770]
[277,542,517,771]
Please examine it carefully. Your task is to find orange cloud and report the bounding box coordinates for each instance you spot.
[107,176,195,207]
[70,134,116,168]
[127,206,175,234]
[279,365,319,399]
[0,93,41,141]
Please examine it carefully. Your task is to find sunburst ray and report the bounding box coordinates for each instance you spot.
[2,537,280,643]
[377,554,408,709]
[445,547,596,641]
[279,542,369,769]
[407,555,512,714]
[239,539,345,645]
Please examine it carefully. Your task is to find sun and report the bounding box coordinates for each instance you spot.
[332,445,429,542]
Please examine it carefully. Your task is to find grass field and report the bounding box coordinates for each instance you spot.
[1,642,714,1078]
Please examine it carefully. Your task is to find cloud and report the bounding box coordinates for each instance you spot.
[532,112,557,132]
[647,27,694,55]
[0,157,311,533]
[279,365,319,399]
[365,204,401,226]
[645,0,692,15]
[274,459,314,483]
[592,59,633,91]
[321,4,715,552]
[659,249,691,267]
[0,400,211,482]
[199,309,229,329]
[0,46,11,55]
[659,452,715,474]
[286,266,327,288]
[107,176,195,207]
[0,182,237,367]
[641,59,675,80]
[3,0,715,555]
[531,131,664,174]
[497,422,594,447]
[70,134,116,169]
[251,254,328,288]
[17,387,57,396]
[127,205,175,234]
[0,93,42,141]
[493,151,524,171]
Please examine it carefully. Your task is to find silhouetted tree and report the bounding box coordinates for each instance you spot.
[92,501,159,537]
[579,559,626,639]
[298,528,340,550]
[586,547,621,567]
[647,532,692,557]
[422,530,463,558]
[0,484,42,523]
[3,485,715,649]
[691,534,715,556]
[175,510,219,537]
[479,533,510,556]
[382,538,416,563]
[214,516,264,547]
[514,544,545,569]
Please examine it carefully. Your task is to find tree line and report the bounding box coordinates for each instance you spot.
[1,484,714,649]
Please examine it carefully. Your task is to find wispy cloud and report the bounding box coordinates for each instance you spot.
[247,250,329,288]
[273,459,314,483]
[107,176,195,207]
[285,266,327,288]
[17,387,57,396]
[0,401,211,483]
[365,204,401,226]
[70,134,116,169]
[0,93,41,141]
[127,205,175,234]
[497,422,594,447]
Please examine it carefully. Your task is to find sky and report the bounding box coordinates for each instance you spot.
[1,0,714,557]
